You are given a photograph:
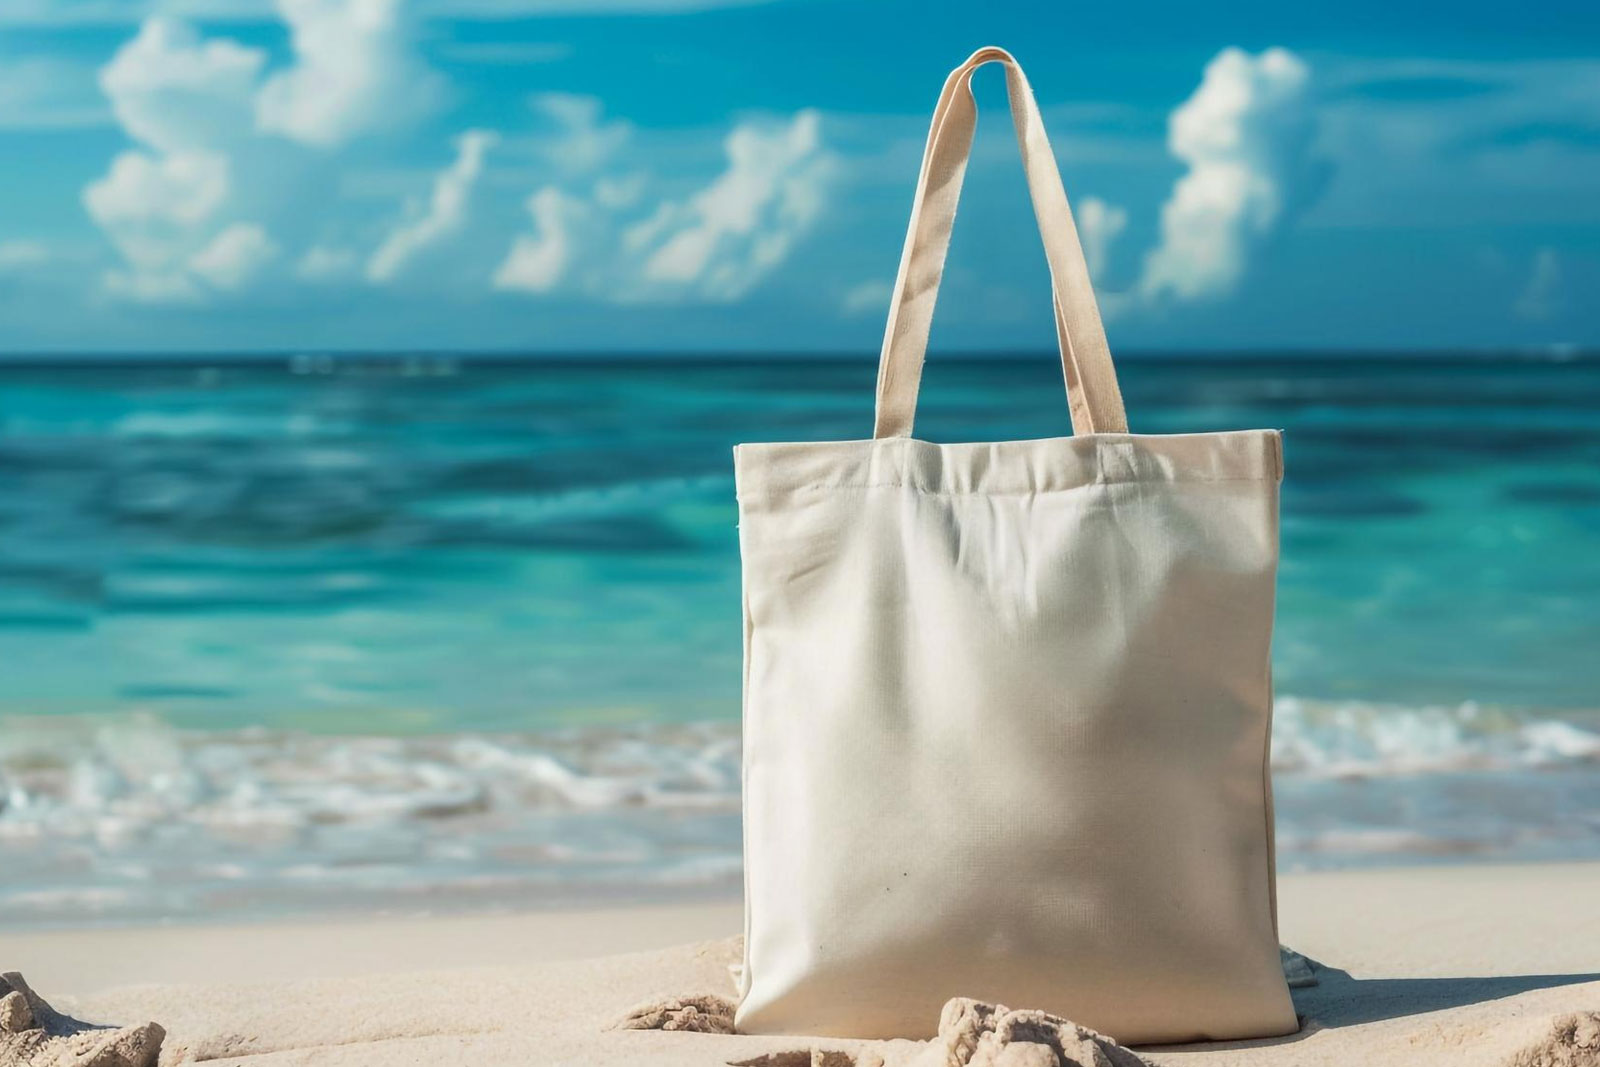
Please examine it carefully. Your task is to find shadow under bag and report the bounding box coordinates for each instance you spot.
[733,46,1298,1043]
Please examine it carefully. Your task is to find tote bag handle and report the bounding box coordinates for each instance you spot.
[874,47,1129,439]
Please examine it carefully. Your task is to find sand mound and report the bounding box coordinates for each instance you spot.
[918,997,1148,1067]
[1504,1012,1600,1067]
[728,1053,870,1067]
[617,992,1147,1067]
[0,971,164,1067]
[615,994,739,1034]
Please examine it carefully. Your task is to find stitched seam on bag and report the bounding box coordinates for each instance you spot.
[1263,486,1284,947]
[739,476,1273,497]
[1261,665,1280,943]
[736,500,757,1006]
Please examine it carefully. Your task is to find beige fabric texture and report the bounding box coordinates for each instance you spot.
[734,47,1296,1045]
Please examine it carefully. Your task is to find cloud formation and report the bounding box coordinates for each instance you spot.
[1137,47,1324,304]
[8,10,1600,350]
[81,2,448,302]
[100,16,262,152]
[630,111,831,300]
[528,92,631,175]
[495,188,581,293]
[255,0,437,147]
[82,18,262,301]
[85,152,248,301]
[189,222,277,289]
[77,8,829,310]
[496,108,834,302]
[368,129,498,282]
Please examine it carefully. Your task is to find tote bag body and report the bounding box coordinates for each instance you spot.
[734,47,1298,1044]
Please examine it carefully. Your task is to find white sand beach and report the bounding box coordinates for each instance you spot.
[4,862,1598,1066]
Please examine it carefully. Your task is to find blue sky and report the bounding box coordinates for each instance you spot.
[0,0,1596,353]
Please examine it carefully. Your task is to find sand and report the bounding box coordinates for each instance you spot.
[4,863,1598,1066]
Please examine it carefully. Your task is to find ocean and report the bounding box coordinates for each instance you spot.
[1,352,1597,927]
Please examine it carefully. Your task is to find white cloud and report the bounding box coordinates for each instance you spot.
[486,97,637,294]
[528,93,631,174]
[1515,248,1563,321]
[1075,197,1127,281]
[94,218,277,300]
[629,111,831,300]
[255,0,438,148]
[495,110,834,303]
[189,222,277,289]
[83,150,233,290]
[86,0,440,153]
[367,128,497,282]
[85,150,230,231]
[82,18,267,302]
[494,187,581,293]
[81,4,445,303]
[1138,47,1321,304]
[99,17,263,153]
[296,244,359,281]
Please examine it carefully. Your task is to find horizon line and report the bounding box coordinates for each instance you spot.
[0,346,1593,368]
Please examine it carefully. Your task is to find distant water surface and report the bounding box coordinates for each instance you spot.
[1,352,1597,925]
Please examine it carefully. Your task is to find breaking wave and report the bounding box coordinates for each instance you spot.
[2,698,1597,924]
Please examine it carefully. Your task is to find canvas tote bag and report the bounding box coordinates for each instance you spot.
[733,47,1297,1044]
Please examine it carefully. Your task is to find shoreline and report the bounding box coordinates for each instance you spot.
[11,861,1600,989]
[4,899,744,994]
[7,862,1599,1065]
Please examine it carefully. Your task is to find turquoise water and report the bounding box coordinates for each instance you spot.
[1,353,1597,924]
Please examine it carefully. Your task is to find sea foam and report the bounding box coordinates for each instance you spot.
[1,701,1596,924]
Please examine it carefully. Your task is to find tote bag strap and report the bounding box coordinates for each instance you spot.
[873,46,1129,439]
